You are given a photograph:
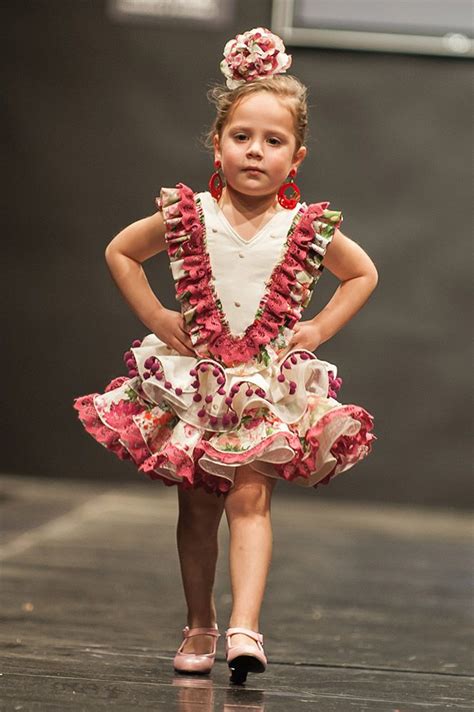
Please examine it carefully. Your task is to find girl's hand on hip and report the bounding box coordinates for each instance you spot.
[287,320,323,353]
[151,308,197,357]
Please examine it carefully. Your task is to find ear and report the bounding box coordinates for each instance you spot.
[292,145,307,171]
[213,134,221,162]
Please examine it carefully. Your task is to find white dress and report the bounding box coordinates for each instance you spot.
[73,182,376,495]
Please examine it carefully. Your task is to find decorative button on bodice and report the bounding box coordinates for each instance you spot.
[234,301,241,307]
[238,252,245,258]
[212,228,218,233]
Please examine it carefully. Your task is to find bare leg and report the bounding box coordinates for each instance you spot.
[176,485,225,654]
[224,464,277,651]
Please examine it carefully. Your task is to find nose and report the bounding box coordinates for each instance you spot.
[246,137,264,158]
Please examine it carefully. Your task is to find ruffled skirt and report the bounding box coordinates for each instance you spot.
[73,334,376,495]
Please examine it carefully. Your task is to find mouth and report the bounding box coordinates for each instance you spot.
[243,167,265,174]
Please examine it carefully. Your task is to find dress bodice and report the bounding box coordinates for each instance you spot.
[156,182,343,369]
[196,191,302,337]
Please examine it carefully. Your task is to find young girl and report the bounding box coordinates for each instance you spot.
[73,27,378,685]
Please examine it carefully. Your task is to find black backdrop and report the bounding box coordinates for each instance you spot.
[3,0,472,510]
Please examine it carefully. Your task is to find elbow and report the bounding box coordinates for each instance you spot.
[104,241,117,264]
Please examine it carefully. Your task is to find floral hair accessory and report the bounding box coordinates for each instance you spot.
[220,27,292,90]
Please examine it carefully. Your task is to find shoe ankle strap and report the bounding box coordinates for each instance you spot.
[183,625,220,638]
[225,627,263,643]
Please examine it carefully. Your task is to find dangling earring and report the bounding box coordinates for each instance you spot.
[277,168,301,209]
[209,159,225,201]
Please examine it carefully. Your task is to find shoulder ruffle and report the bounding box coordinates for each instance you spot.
[157,183,342,368]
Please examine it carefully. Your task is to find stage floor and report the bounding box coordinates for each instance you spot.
[1,474,472,710]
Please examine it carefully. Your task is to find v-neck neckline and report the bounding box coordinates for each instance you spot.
[195,193,307,339]
[208,191,295,245]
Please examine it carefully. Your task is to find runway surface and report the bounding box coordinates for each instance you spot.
[1,474,472,710]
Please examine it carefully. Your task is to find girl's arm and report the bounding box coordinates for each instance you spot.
[104,212,196,356]
[311,228,379,345]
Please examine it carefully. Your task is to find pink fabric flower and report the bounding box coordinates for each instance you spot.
[220,27,292,90]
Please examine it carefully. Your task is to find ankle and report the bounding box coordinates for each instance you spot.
[228,619,260,632]
[187,613,218,629]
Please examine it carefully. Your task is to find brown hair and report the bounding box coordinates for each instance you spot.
[202,74,309,156]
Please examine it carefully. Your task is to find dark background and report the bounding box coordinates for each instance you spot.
[3,0,472,509]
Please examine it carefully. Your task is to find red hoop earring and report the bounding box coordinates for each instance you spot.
[209,159,225,201]
[277,168,301,209]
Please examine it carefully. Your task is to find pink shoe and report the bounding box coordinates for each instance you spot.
[225,627,267,684]
[173,624,220,674]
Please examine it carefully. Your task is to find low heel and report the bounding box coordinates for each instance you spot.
[229,654,265,684]
[225,626,267,685]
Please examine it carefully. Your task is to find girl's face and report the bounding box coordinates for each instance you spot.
[213,92,307,200]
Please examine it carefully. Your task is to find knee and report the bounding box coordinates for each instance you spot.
[178,487,224,533]
[225,466,276,519]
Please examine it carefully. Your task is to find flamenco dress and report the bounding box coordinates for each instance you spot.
[73,183,376,495]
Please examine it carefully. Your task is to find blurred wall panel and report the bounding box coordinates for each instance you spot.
[3,0,472,509]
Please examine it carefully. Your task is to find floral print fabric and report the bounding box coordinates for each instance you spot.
[73,183,376,495]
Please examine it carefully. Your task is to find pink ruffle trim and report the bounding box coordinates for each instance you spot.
[162,183,341,367]
[74,377,375,495]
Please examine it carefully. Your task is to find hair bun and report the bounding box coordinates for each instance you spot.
[220,27,292,90]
